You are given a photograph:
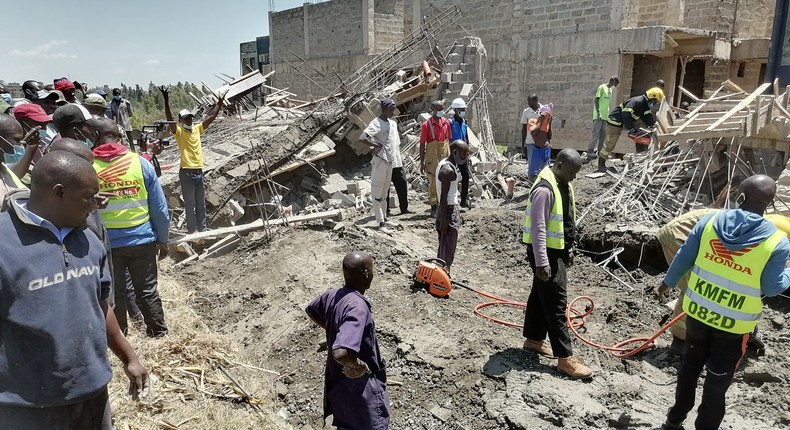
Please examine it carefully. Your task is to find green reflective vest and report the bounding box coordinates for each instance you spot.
[94,153,150,229]
[522,166,576,250]
[683,215,784,334]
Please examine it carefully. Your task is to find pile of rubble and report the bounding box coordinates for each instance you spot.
[157,13,508,260]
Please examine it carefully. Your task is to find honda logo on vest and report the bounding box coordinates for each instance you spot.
[703,239,755,275]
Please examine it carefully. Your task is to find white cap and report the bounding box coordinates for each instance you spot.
[178,109,194,118]
[451,98,466,109]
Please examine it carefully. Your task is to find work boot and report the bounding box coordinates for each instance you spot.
[557,356,593,379]
[430,205,437,218]
[669,336,687,356]
[523,339,553,356]
[596,157,607,173]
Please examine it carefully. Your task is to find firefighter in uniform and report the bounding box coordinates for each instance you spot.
[598,87,663,172]
[521,149,592,379]
[420,100,451,216]
[658,175,790,430]
[93,140,170,337]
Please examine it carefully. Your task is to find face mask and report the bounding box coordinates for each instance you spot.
[0,94,11,104]
[38,129,49,141]
[113,95,122,101]
[458,111,466,118]
[182,124,193,131]
[433,111,442,118]
[3,145,25,164]
[75,129,94,148]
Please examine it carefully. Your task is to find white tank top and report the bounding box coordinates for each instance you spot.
[435,158,460,205]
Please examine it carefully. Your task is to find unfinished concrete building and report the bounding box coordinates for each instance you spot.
[267,0,775,153]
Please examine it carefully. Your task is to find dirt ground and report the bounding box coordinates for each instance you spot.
[148,161,790,430]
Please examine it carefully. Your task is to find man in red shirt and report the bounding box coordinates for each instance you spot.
[419,100,451,217]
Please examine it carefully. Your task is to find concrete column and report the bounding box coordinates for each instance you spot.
[666,0,685,26]
[362,0,375,54]
[412,0,422,33]
[303,3,310,57]
[268,11,275,65]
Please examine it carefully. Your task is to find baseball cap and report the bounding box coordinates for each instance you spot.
[83,93,107,108]
[96,90,108,96]
[178,109,194,118]
[13,103,53,123]
[54,78,76,91]
[53,104,100,130]
[37,89,57,100]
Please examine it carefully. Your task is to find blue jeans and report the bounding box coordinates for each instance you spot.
[179,168,207,233]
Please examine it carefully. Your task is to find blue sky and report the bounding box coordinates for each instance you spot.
[2,0,308,89]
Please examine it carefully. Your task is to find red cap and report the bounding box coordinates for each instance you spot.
[54,78,75,91]
[13,103,53,123]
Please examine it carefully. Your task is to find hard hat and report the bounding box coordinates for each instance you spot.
[646,87,665,102]
[451,98,466,109]
[764,214,790,239]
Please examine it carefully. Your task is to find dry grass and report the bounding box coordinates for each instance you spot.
[108,265,281,430]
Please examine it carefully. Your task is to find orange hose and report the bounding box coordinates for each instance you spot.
[465,287,684,358]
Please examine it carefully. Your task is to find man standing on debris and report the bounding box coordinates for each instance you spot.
[161,85,226,234]
[360,98,402,234]
[449,98,473,209]
[306,251,390,430]
[597,87,663,172]
[521,149,592,379]
[110,88,134,147]
[585,76,619,160]
[0,151,149,428]
[520,94,541,165]
[436,140,470,274]
[658,175,790,430]
[420,100,451,216]
[92,124,170,337]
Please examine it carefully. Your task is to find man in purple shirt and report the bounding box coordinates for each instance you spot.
[306,251,390,430]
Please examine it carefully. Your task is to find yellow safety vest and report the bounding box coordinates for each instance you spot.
[93,152,150,229]
[522,166,576,249]
[683,215,784,334]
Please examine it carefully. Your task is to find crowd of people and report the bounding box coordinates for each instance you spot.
[0,77,224,428]
[2,73,790,430]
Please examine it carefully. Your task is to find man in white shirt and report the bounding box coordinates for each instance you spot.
[359,98,402,234]
[520,94,541,164]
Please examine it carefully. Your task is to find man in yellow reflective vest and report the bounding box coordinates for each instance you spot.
[521,149,592,379]
[93,127,171,337]
[657,175,790,430]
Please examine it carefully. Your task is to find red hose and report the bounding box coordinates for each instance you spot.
[465,287,684,358]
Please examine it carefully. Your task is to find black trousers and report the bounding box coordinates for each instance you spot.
[0,387,111,430]
[666,316,748,429]
[387,167,408,213]
[112,243,168,337]
[523,247,573,358]
[459,162,470,206]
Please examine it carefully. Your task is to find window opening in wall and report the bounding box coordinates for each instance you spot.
[737,62,746,78]
[759,63,767,83]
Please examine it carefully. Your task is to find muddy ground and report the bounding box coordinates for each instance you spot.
[166,161,790,430]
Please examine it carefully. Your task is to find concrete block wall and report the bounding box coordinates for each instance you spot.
[704,60,731,92]
[735,0,775,38]
[270,8,305,60]
[307,1,364,57]
[728,61,766,92]
[683,0,734,34]
[631,55,664,97]
[373,0,404,53]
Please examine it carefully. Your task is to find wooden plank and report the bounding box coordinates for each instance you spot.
[705,83,771,131]
[722,79,745,93]
[171,209,343,244]
[659,127,745,141]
